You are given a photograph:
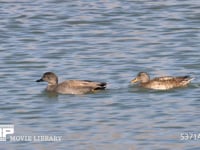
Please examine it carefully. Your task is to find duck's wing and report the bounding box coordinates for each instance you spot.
[146,76,193,90]
[153,76,175,81]
[154,76,193,83]
[55,80,106,94]
[61,80,106,90]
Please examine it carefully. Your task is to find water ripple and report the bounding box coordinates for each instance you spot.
[1,0,200,149]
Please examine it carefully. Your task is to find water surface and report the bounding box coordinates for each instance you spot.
[1,0,200,149]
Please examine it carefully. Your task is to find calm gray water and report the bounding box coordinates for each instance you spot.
[1,0,200,149]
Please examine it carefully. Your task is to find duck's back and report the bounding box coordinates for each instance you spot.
[55,80,106,94]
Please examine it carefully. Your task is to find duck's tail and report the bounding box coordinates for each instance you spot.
[181,76,194,85]
[94,82,107,90]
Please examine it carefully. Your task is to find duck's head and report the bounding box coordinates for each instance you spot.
[131,72,150,84]
[36,72,58,85]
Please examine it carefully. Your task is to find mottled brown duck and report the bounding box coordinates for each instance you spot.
[131,72,193,90]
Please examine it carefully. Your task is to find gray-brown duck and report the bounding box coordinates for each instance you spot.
[36,72,106,94]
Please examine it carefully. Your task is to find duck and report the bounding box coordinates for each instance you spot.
[131,72,193,90]
[36,72,107,94]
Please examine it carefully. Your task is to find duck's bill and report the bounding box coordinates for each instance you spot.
[131,78,138,83]
[36,78,44,82]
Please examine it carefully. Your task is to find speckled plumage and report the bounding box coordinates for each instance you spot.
[131,72,193,90]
